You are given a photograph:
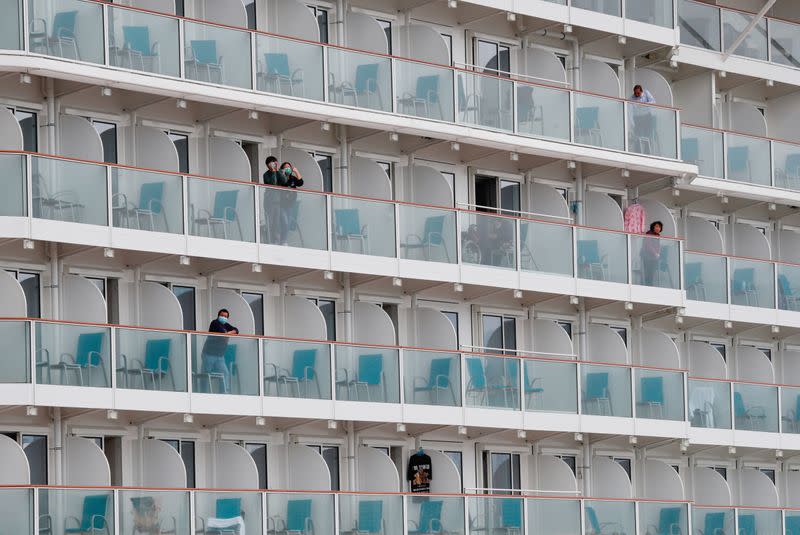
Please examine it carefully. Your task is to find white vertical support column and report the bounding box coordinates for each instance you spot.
[106,165,113,229]
[178,19,186,79]
[109,326,117,390]
[210,426,218,488]
[343,273,353,343]
[398,348,406,405]
[574,163,584,226]
[113,489,120,535]
[53,406,63,485]
[582,435,591,497]
[346,420,356,491]
[49,242,60,320]
[338,125,350,194]
[182,175,190,238]
[25,154,33,219]
[250,31,257,91]
[102,3,110,67]
[22,0,30,52]
[45,78,57,155]
[32,487,39,535]
[186,332,194,396]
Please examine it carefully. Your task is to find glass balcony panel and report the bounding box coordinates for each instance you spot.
[469,497,524,534]
[183,20,252,89]
[584,501,634,535]
[682,126,724,178]
[730,258,774,309]
[32,156,108,225]
[684,252,728,303]
[723,10,768,61]
[108,6,180,76]
[679,0,721,50]
[692,507,734,535]
[399,205,457,264]
[631,235,680,289]
[638,503,688,535]
[404,350,461,407]
[0,320,30,383]
[195,490,262,535]
[778,264,800,312]
[770,19,800,68]
[581,364,631,417]
[255,33,324,101]
[339,494,404,535]
[465,355,520,410]
[331,196,396,257]
[0,0,22,50]
[626,0,674,27]
[119,489,190,535]
[572,0,621,16]
[112,167,183,233]
[787,514,800,535]
[635,368,685,421]
[267,492,334,535]
[188,177,255,242]
[407,496,464,535]
[396,60,455,122]
[575,228,628,284]
[520,221,573,276]
[191,334,260,395]
[781,386,800,433]
[0,488,32,533]
[527,498,580,535]
[688,379,731,429]
[460,212,517,269]
[327,48,392,112]
[0,147,25,217]
[262,339,332,400]
[334,345,400,403]
[738,509,782,535]
[627,103,678,158]
[573,93,624,151]
[28,0,104,63]
[516,84,570,141]
[115,328,188,392]
[35,322,111,387]
[456,71,514,132]
[260,186,328,250]
[39,488,115,535]
[524,359,577,413]
[733,383,779,432]
[773,141,800,191]
[726,134,771,186]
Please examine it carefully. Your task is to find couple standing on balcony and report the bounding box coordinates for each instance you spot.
[263,156,304,246]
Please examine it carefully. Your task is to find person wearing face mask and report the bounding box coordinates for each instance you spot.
[276,162,303,245]
[200,309,239,393]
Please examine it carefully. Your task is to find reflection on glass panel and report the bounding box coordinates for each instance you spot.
[28,0,105,63]
[399,205,456,264]
[781,386,800,433]
[726,134,771,186]
[35,322,111,387]
[0,321,29,383]
[778,264,800,312]
[520,221,573,276]
[407,496,464,535]
[119,490,190,535]
[0,488,32,533]
[112,168,183,233]
[334,346,400,403]
[773,141,800,190]
[770,18,800,68]
[460,212,516,269]
[638,503,688,535]
[327,48,392,112]
[576,228,628,284]
[737,509,782,535]
[0,0,22,50]
[183,20,252,88]
[730,258,774,309]
[0,153,25,217]
[627,103,677,158]
[115,328,188,392]
[688,379,731,429]
[516,84,570,141]
[339,495,403,535]
[681,126,724,178]
[261,186,327,250]
[396,60,455,122]
[524,359,577,413]
[457,71,514,131]
[469,497,523,535]
[722,10,768,61]
[634,369,685,421]
[581,364,631,417]
[188,178,255,242]
[693,507,734,535]
[527,498,579,535]
[573,93,624,151]
[255,34,324,101]
[108,6,180,76]
[465,355,520,410]
[191,334,260,395]
[32,156,108,225]
[631,236,680,289]
[404,350,461,406]
[733,383,778,432]
[626,0,673,27]
[684,252,728,303]
[331,196,396,257]
[572,0,621,16]
[195,491,261,535]
[679,0,721,50]
[263,339,331,400]
[266,492,335,535]
[584,501,634,535]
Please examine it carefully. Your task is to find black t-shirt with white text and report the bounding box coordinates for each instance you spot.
[407,453,432,493]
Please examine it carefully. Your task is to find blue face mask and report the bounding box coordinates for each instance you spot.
[217,316,228,325]
[282,167,292,176]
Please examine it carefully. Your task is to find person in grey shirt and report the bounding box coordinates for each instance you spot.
[631,84,656,103]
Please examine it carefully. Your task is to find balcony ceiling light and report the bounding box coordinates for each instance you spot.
[248,110,259,120]
[176,98,187,109]
[183,413,193,424]
[389,132,399,142]
[447,0,457,8]
[23,239,35,250]
[506,12,516,22]
[450,141,460,152]
[19,73,32,85]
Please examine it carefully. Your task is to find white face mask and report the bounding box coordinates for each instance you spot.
[218,316,228,325]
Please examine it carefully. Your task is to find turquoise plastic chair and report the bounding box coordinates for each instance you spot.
[63,494,109,534]
[196,189,242,240]
[684,262,705,300]
[585,507,601,534]
[408,74,441,118]
[731,268,758,306]
[142,338,173,390]
[727,146,751,180]
[583,372,611,415]
[466,357,488,403]
[781,153,800,188]
[334,209,368,253]
[778,274,799,311]
[655,506,682,535]
[785,515,800,535]
[354,63,381,108]
[408,500,443,534]
[575,106,601,145]
[498,499,522,534]
[733,391,767,430]
[46,331,106,387]
[412,357,455,404]
[701,511,725,535]
[200,498,242,534]
[287,348,319,397]
[355,500,383,535]
[286,499,313,535]
[262,52,304,95]
[353,353,385,401]
[639,376,664,418]
[404,215,449,261]
[577,240,606,280]
[737,514,755,535]
[136,181,166,231]
[189,40,223,82]
[523,364,545,409]
[121,25,160,72]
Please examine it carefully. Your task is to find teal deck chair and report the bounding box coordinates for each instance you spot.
[786,515,800,535]
[286,499,313,535]
[583,372,611,415]
[412,357,455,404]
[355,500,384,535]
[334,208,368,253]
[63,494,109,534]
[737,514,755,535]
[639,376,665,418]
[408,500,443,534]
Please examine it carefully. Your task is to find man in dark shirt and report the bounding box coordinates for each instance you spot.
[201,309,238,393]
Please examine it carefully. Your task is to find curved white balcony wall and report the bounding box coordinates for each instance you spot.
[587,324,627,364]
[672,72,714,127]
[0,434,29,484]
[735,345,775,383]
[633,69,673,106]
[140,281,183,330]
[693,467,732,505]
[767,92,800,143]
[787,471,800,506]
[63,274,107,323]
[535,454,578,496]
[533,319,574,357]
[642,459,684,500]
[729,102,767,137]
[350,156,392,200]
[354,301,396,345]
[209,137,251,181]
[580,60,621,98]
[396,25,449,64]
[640,328,681,368]
[523,49,567,85]
[282,147,324,191]
[779,230,800,263]
[733,223,771,259]
[215,441,259,488]
[585,191,623,230]
[0,106,22,150]
[357,446,400,492]
[783,349,800,385]
[269,444,331,490]
[686,216,724,253]
[592,456,632,498]
[736,468,779,507]
[65,436,111,486]
[138,439,187,487]
[213,289,256,335]
[345,12,388,54]
[0,270,26,316]
[638,198,677,237]
[266,0,319,40]
[401,165,453,206]
[688,341,727,379]
[265,296,327,339]
[125,126,180,172]
[59,115,103,161]
[427,450,461,493]
[127,0,175,14]
[531,183,570,221]
[409,307,457,349]
[199,0,246,30]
